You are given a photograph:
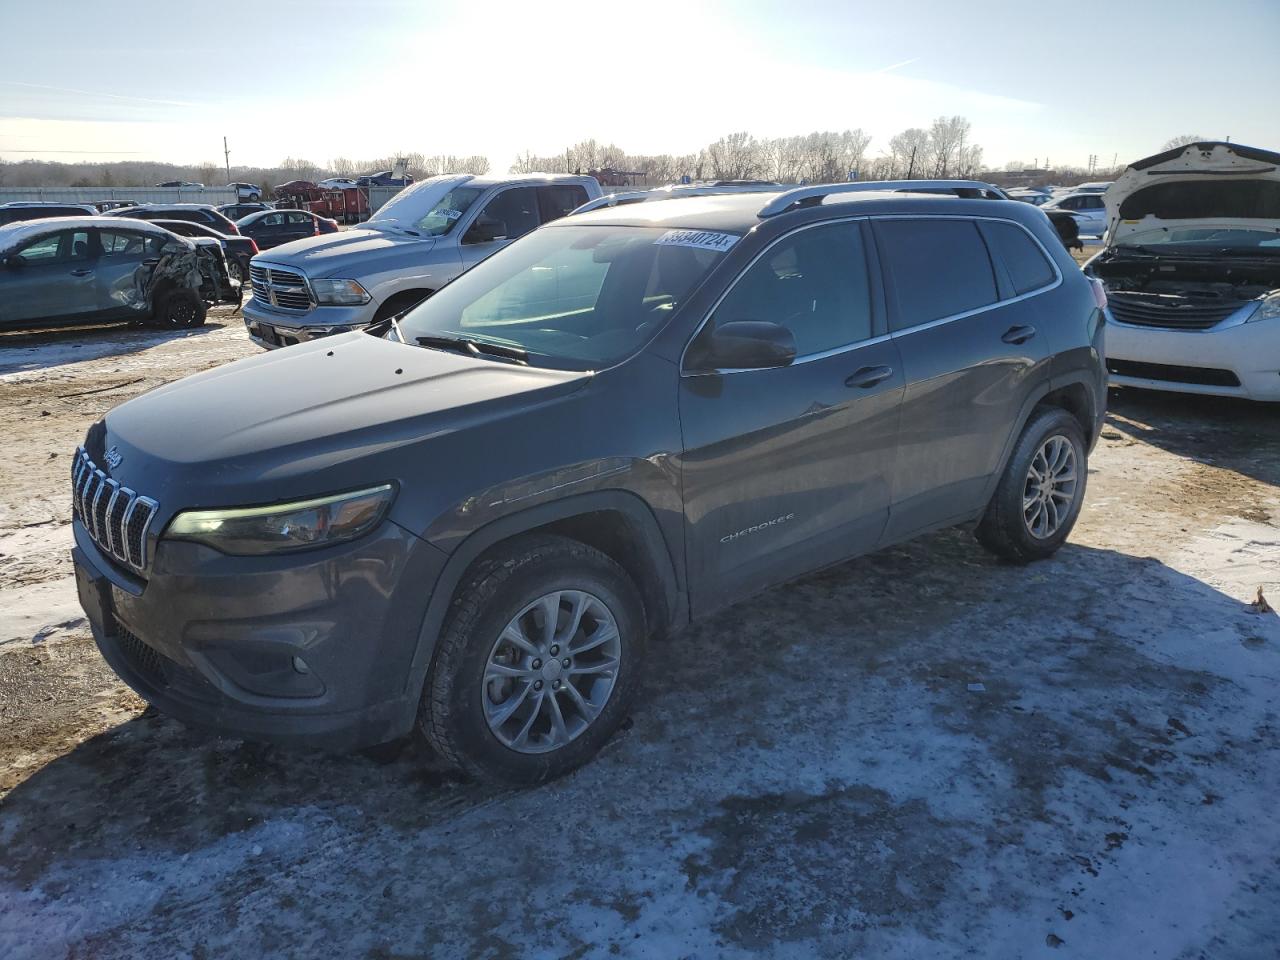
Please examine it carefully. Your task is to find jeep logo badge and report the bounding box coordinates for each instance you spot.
[104,446,123,469]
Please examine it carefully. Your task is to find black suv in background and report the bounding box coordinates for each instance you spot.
[71,186,1106,784]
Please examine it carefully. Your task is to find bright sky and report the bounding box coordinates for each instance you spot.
[2,0,1277,173]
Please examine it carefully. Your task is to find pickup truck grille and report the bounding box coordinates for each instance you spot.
[249,264,313,312]
[1107,293,1243,331]
[71,447,158,574]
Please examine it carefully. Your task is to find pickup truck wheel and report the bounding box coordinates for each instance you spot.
[420,535,646,786]
[152,289,206,329]
[975,407,1087,563]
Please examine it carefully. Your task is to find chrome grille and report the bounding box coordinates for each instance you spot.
[249,263,313,312]
[71,448,158,573]
[1107,293,1244,331]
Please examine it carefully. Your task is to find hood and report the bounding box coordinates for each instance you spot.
[1105,141,1280,245]
[253,228,436,276]
[99,332,589,513]
[362,174,474,234]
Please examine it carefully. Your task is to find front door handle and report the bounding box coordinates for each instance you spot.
[70,269,93,277]
[1001,325,1037,345]
[845,365,894,389]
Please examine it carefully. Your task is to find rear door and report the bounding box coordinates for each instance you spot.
[679,219,904,614]
[0,228,96,326]
[284,212,316,243]
[96,229,166,317]
[459,186,540,269]
[249,212,286,247]
[872,216,1053,540]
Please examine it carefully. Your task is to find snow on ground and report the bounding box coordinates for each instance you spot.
[0,317,1277,959]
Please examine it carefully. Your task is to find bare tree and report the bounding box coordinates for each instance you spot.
[1160,134,1203,151]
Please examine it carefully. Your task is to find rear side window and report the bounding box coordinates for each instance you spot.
[982,221,1055,295]
[537,185,589,222]
[875,219,997,330]
[99,230,150,256]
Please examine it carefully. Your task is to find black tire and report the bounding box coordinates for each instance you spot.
[975,406,1087,563]
[420,535,647,786]
[151,289,207,328]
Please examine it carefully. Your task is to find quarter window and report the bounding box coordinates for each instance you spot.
[982,221,1055,295]
[711,221,872,356]
[875,219,997,330]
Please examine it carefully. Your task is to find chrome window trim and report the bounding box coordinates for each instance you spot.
[680,215,878,378]
[872,214,1063,339]
[679,212,1064,376]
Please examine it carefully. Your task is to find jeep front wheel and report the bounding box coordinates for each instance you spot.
[420,535,646,785]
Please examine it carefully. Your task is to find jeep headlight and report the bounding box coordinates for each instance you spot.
[1249,291,1280,323]
[312,278,371,306]
[165,484,394,555]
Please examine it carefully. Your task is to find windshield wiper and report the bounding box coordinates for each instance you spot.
[415,334,529,365]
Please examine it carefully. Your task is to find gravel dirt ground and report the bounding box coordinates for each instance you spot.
[1,309,1277,959]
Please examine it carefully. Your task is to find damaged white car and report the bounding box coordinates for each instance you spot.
[1087,141,1280,401]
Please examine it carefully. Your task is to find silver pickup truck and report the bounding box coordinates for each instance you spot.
[242,173,601,348]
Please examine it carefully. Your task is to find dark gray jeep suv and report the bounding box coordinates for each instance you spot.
[71,186,1106,784]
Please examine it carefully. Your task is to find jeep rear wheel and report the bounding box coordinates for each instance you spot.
[420,535,645,785]
[975,407,1087,563]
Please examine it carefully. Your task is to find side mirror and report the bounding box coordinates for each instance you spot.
[3,254,23,269]
[465,216,507,244]
[697,320,796,371]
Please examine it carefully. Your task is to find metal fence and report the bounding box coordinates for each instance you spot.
[0,186,238,206]
[367,185,404,213]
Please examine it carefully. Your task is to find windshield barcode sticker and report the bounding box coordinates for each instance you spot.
[655,230,740,253]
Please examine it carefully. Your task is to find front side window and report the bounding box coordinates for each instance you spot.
[16,230,90,263]
[465,187,540,244]
[396,224,731,370]
[287,212,312,225]
[709,221,872,356]
[876,219,997,330]
[259,213,285,227]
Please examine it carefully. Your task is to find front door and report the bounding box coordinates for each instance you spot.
[871,216,1052,540]
[0,228,96,326]
[678,219,904,615]
[459,186,541,269]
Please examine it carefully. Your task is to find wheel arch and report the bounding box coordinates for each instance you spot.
[979,372,1099,509]
[401,490,685,710]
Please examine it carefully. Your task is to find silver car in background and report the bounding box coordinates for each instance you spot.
[241,173,602,348]
[0,217,238,330]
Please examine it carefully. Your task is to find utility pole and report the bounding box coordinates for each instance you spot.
[223,136,231,181]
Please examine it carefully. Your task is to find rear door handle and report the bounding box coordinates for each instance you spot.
[845,365,894,389]
[1001,325,1036,345]
[70,269,93,277]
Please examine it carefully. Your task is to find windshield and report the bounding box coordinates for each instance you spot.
[401,186,484,236]
[1116,225,1280,254]
[394,224,734,370]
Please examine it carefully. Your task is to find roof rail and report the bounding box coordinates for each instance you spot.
[757,179,996,217]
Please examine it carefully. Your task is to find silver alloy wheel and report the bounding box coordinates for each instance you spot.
[483,590,622,754]
[1023,434,1078,539]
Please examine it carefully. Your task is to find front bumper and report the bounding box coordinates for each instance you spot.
[242,297,374,349]
[1105,313,1280,402]
[73,515,448,749]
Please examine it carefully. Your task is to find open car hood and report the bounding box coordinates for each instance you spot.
[362,174,474,235]
[1105,141,1280,245]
